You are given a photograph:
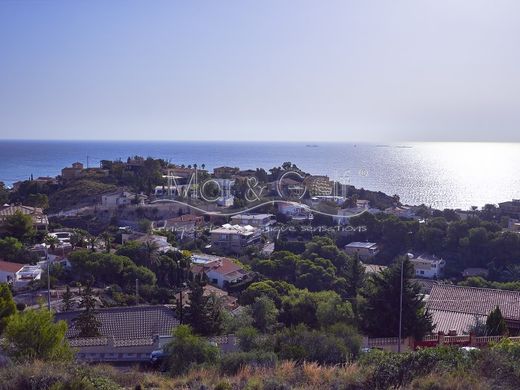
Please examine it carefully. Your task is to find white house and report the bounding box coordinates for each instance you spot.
[277,201,314,221]
[230,214,275,229]
[191,254,249,289]
[344,242,379,260]
[408,253,446,279]
[0,260,24,284]
[101,191,146,207]
[210,224,261,254]
[15,265,43,287]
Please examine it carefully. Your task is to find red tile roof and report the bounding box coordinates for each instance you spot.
[0,260,24,273]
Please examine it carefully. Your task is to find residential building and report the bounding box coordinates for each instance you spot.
[384,206,416,219]
[408,253,446,279]
[0,204,49,231]
[209,224,261,254]
[55,305,179,362]
[0,260,42,287]
[269,178,306,198]
[15,265,42,287]
[277,201,314,221]
[191,254,250,288]
[344,242,379,260]
[303,175,334,196]
[101,191,145,207]
[333,206,379,225]
[362,262,387,274]
[499,199,520,218]
[213,166,240,178]
[0,260,24,284]
[310,195,346,206]
[153,214,204,237]
[122,233,176,253]
[61,162,84,180]
[230,213,274,229]
[426,284,520,335]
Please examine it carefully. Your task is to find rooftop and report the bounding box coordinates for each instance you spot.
[210,224,258,236]
[56,305,179,340]
[0,260,24,273]
[345,242,378,249]
[427,284,520,321]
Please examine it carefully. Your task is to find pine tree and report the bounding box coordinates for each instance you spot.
[184,277,222,336]
[346,254,366,298]
[75,283,101,337]
[360,256,433,339]
[0,283,17,334]
[486,306,507,336]
[61,285,74,312]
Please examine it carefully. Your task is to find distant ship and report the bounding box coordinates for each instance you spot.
[306,144,318,147]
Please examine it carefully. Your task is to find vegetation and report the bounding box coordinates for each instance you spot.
[3,342,520,389]
[1,307,72,362]
[75,283,101,337]
[361,257,433,339]
[0,282,16,334]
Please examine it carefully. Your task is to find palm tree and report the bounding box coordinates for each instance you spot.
[201,164,205,170]
[85,233,98,252]
[44,234,60,257]
[99,231,112,253]
[70,229,86,250]
[142,240,160,268]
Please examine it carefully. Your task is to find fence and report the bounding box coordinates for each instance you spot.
[366,333,520,351]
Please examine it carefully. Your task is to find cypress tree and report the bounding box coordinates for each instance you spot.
[486,306,507,336]
[75,283,101,337]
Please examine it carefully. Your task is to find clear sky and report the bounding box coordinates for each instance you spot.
[1,0,520,142]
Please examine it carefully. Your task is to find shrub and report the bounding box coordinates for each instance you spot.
[164,325,219,375]
[219,351,278,375]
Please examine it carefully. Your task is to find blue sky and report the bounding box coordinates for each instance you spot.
[1,0,520,142]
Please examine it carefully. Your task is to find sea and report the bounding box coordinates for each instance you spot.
[0,140,519,210]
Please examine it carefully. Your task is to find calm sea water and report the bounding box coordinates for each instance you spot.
[0,140,519,210]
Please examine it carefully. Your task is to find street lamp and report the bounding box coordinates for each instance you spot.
[398,257,404,352]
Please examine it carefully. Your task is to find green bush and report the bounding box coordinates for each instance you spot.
[219,351,278,375]
[359,346,476,389]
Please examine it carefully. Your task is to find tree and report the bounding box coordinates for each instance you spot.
[251,296,278,332]
[4,211,34,241]
[99,231,112,253]
[69,229,87,250]
[44,234,60,254]
[0,283,16,334]
[85,233,98,252]
[61,285,74,312]
[346,254,365,299]
[184,278,222,336]
[164,324,219,375]
[486,306,507,336]
[75,283,101,337]
[0,237,23,262]
[361,256,433,339]
[143,239,160,268]
[2,307,72,362]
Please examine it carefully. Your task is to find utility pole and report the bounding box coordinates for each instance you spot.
[135,278,139,305]
[179,287,183,324]
[47,260,51,311]
[398,258,404,352]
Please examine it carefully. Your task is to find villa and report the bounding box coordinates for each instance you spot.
[344,242,379,260]
[210,224,261,254]
[0,204,49,232]
[230,213,275,229]
[191,254,250,289]
[408,253,446,279]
